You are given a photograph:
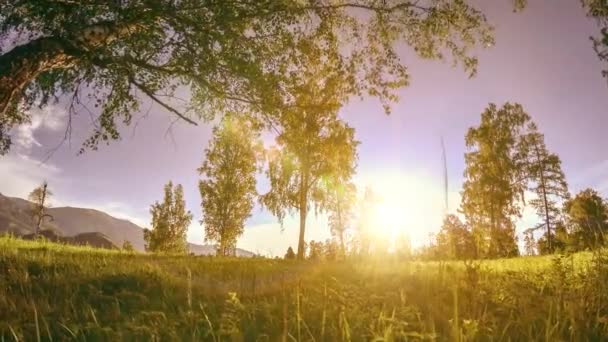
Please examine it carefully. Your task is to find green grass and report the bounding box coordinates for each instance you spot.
[1,236,607,341]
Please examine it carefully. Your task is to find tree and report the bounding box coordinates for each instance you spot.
[583,0,608,84]
[564,189,608,250]
[307,240,323,261]
[435,214,475,260]
[0,1,498,155]
[199,116,261,256]
[523,126,570,253]
[260,66,358,260]
[523,228,536,256]
[284,246,296,260]
[144,182,192,254]
[537,221,570,255]
[460,103,533,258]
[326,181,357,257]
[322,239,340,261]
[355,186,379,257]
[122,240,135,252]
[28,181,53,238]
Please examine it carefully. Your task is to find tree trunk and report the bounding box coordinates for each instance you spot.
[0,21,140,118]
[297,174,308,260]
[0,37,76,117]
[34,183,49,238]
[336,198,345,257]
[534,144,552,253]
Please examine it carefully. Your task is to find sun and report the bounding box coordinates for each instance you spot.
[372,200,406,241]
[357,171,446,249]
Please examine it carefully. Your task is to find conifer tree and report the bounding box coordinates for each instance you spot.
[523,126,570,253]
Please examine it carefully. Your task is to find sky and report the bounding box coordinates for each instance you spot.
[1,1,608,256]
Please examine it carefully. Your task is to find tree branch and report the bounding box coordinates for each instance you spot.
[128,76,197,125]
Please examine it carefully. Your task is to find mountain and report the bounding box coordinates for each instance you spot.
[0,192,254,257]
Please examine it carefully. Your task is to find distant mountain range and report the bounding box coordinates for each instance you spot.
[0,192,254,257]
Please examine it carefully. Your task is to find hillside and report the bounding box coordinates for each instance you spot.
[0,193,254,256]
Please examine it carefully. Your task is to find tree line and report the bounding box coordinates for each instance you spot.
[426,103,608,260]
[25,101,608,260]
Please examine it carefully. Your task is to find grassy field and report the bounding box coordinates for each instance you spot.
[1,236,607,341]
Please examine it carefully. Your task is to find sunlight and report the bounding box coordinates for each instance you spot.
[358,171,446,249]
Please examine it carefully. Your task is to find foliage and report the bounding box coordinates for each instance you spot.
[326,181,357,257]
[199,116,262,256]
[523,228,536,256]
[523,126,570,253]
[0,0,498,155]
[435,214,476,260]
[460,103,533,258]
[583,0,608,83]
[308,240,324,261]
[260,65,358,260]
[122,240,135,252]
[284,247,296,260]
[537,221,570,255]
[28,181,53,237]
[143,182,192,254]
[564,188,608,251]
[3,235,608,340]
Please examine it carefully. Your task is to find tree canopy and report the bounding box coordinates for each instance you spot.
[0,0,499,154]
[198,116,262,256]
[583,0,608,83]
[564,188,608,250]
[460,103,533,258]
[144,181,192,254]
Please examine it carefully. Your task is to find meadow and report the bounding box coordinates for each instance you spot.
[1,236,607,341]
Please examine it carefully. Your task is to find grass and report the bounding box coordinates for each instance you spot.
[1,236,607,341]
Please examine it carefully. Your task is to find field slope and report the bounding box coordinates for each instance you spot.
[1,236,607,341]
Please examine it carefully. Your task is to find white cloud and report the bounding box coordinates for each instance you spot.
[13,104,66,151]
[0,153,61,198]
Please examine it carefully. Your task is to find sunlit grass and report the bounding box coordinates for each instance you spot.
[1,235,606,341]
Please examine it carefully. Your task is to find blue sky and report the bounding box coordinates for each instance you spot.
[1,0,607,255]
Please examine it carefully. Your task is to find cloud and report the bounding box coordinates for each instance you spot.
[13,104,66,151]
[0,153,61,198]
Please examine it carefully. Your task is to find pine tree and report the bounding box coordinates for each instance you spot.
[199,116,262,256]
[523,126,570,253]
[144,182,192,254]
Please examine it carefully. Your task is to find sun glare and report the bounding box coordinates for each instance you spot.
[359,171,445,249]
